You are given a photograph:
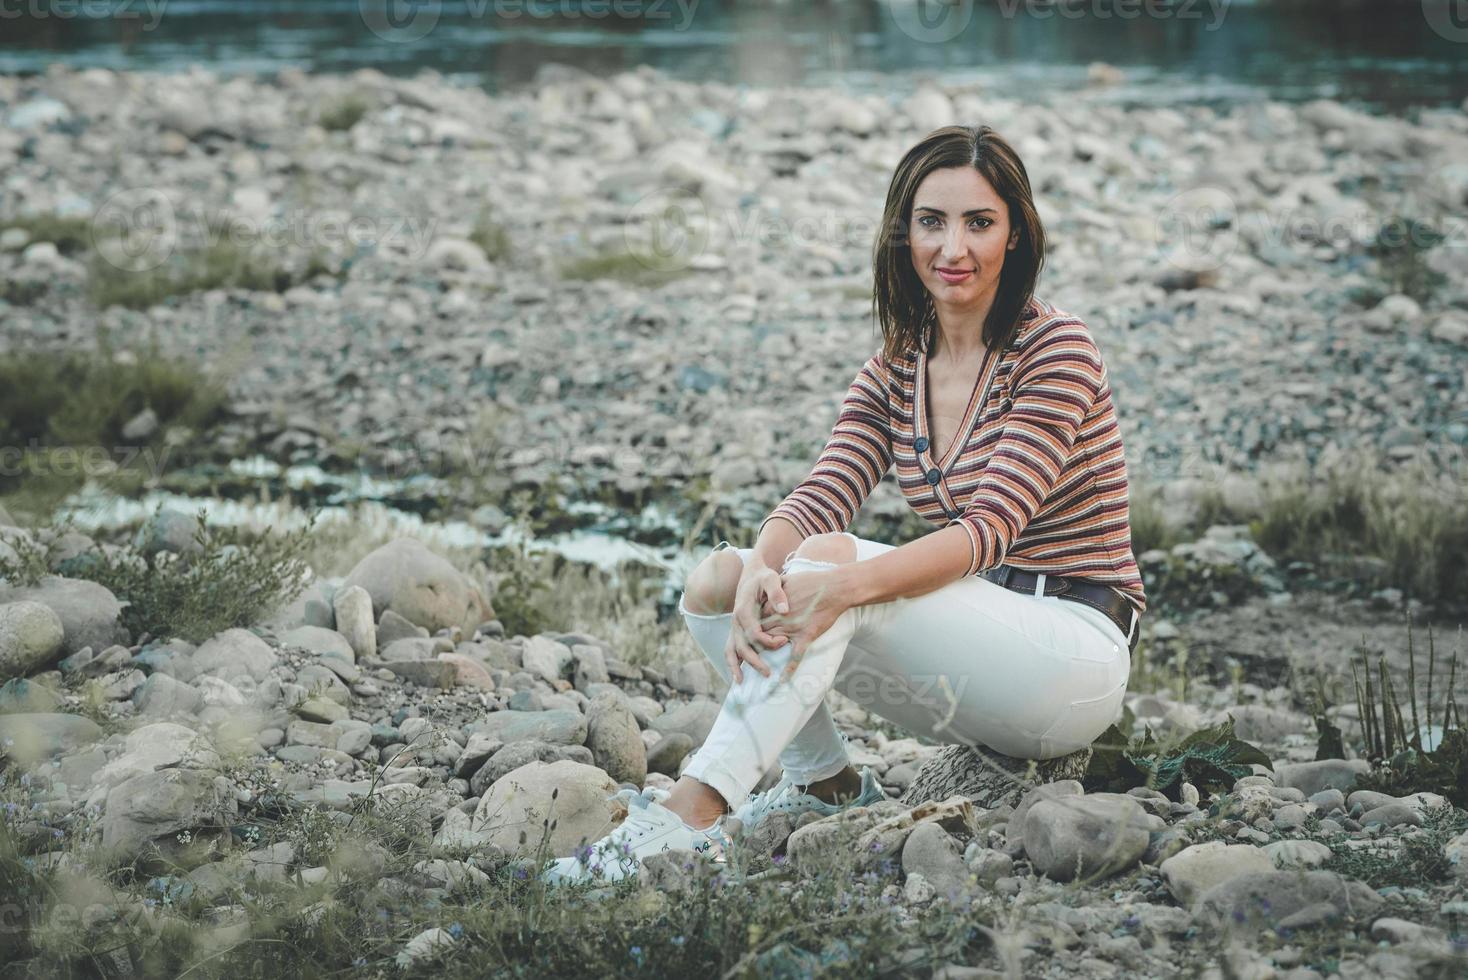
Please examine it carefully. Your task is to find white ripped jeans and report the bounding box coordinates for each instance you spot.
[676,531,1133,812]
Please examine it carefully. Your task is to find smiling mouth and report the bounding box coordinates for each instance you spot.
[937,268,973,281]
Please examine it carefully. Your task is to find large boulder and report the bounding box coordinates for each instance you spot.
[0,599,66,679]
[0,576,128,656]
[188,628,277,686]
[0,712,103,766]
[92,722,221,790]
[341,539,491,635]
[100,768,238,863]
[1161,841,1275,908]
[1193,870,1384,935]
[469,759,619,857]
[1022,794,1151,882]
[585,690,646,786]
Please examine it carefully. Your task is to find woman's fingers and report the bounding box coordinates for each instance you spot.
[730,616,773,678]
[724,639,743,686]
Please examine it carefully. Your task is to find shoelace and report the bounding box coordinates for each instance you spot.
[742,772,798,821]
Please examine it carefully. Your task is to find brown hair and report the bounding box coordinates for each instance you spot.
[870,125,1046,368]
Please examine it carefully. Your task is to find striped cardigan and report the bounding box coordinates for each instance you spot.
[759,296,1147,617]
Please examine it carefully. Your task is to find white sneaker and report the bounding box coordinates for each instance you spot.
[540,787,729,886]
[732,766,887,832]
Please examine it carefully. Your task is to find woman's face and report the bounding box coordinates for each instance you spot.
[908,166,1019,323]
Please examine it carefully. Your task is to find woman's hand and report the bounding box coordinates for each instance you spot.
[761,568,852,682]
[724,562,792,685]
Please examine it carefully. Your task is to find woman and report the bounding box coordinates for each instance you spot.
[543,125,1147,885]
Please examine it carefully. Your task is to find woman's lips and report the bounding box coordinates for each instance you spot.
[937,268,972,283]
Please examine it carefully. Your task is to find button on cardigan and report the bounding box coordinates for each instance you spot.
[758,296,1148,618]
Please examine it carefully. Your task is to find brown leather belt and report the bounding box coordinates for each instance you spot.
[980,564,1141,655]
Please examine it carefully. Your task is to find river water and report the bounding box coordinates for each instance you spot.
[3,0,1467,111]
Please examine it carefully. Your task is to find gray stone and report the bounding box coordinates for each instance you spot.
[132,671,202,718]
[1272,759,1368,797]
[1360,802,1422,829]
[901,822,971,896]
[649,699,721,743]
[585,689,646,785]
[647,731,695,776]
[0,677,62,713]
[342,538,491,635]
[377,609,428,646]
[380,637,438,662]
[190,628,277,685]
[468,709,587,746]
[468,759,619,857]
[332,719,373,756]
[454,733,504,779]
[0,577,128,656]
[571,644,610,690]
[1022,794,1150,883]
[1193,870,1383,934]
[1006,780,1084,853]
[101,768,238,862]
[0,600,66,679]
[522,635,572,684]
[383,660,457,688]
[132,509,203,557]
[469,740,594,796]
[963,845,1013,886]
[295,696,348,724]
[0,712,104,766]
[1224,704,1313,743]
[1161,841,1275,908]
[278,626,355,662]
[332,584,376,661]
[1264,839,1332,870]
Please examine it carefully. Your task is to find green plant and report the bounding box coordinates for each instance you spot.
[0,338,226,512]
[1083,716,1272,803]
[64,505,317,643]
[87,240,294,310]
[1323,801,1468,890]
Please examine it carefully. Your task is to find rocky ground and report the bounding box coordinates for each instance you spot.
[2,62,1467,977]
[1,508,1466,977]
[1,64,1466,527]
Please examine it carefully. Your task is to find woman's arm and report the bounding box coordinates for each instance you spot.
[829,523,975,606]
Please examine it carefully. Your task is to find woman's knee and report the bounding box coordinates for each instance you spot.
[681,547,744,615]
[790,531,858,566]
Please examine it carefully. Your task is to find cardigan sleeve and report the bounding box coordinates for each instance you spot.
[759,353,895,540]
[946,319,1103,577]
